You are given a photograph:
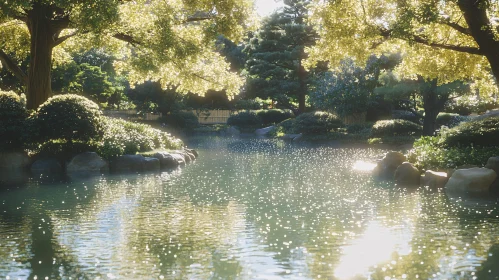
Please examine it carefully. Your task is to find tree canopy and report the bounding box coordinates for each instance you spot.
[0,0,255,108]
[306,0,498,94]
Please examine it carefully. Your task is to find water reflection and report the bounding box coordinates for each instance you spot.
[1,137,499,279]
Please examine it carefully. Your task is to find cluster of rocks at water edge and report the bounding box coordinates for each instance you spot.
[372,151,499,195]
[0,148,198,180]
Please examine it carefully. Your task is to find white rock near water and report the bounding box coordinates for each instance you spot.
[445,167,497,193]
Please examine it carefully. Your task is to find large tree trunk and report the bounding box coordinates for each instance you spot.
[421,78,449,136]
[26,3,56,110]
[297,61,307,114]
[458,0,499,83]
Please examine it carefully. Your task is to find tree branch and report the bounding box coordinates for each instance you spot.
[0,49,28,86]
[411,34,482,55]
[113,33,141,46]
[53,31,79,47]
[437,18,471,36]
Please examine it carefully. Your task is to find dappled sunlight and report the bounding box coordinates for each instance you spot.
[352,160,377,172]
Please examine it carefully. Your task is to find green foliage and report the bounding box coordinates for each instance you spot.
[256,109,294,126]
[293,111,343,134]
[435,113,470,129]
[408,136,499,171]
[391,110,421,124]
[98,117,182,159]
[346,123,373,134]
[234,99,262,110]
[0,90,28,151]
[268,118,298,137]
[32,94,103,144]
[371,119,422,138]
[227,111,262,127]
[444,96,498,115]
[439,116,499,147]
[162,111,199,130]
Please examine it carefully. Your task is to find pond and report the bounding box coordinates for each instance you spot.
[1,137,499,279]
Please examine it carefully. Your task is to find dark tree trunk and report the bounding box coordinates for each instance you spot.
[420,78,450,136]
[297,61,307,114]
[26,3,56,109]
[458,0,499,84]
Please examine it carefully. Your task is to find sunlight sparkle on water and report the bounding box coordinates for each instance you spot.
[352,160,377,172]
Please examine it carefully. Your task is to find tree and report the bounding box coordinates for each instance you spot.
[306,0,498,93]
[244,0,317,113]
[0,0,254,109]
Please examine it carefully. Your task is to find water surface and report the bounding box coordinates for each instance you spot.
[1,137,499,279]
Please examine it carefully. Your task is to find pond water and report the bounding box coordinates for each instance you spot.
[1,136,499,279]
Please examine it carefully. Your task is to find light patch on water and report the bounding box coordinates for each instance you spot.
[352,161,377,172]
[334,221,413,279]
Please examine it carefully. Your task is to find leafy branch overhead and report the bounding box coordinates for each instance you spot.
[0,0,255,108]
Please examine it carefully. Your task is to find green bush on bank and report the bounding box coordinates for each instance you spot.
[293,111,343,134]
[227,111,262,127]
[256,109,294,126]
[371,119,422,138]
[162,111,199,130]
[435,113,470,129]
[32,94,104,144]
[0,91,28,151]
[98,117,182,159]
[439,116,499,147]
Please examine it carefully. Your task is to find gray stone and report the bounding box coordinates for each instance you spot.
[185,148,198,158]
[445,167,497,193]
[255,126,275,136]
[153,152,180,169]
[422,170,448,189]
[225,126,240,136]
[394,162,421,186]
[110,154,146,172]
[144,157,160,171]
[0,152,30,170]
[31,159,63,174]
[372,151,407,180]
[293,134,303,142]
[173,150,192,163]
[171,153,186,166]
[281,134,302,141]
[67,152,108,173]
[485,156,499,193]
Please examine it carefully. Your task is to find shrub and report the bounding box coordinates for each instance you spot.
[391,110,421,124]
[256,109,294,126]
[227,111,262,127]
[293,111,343,134]
[33,94,104,144]
[234,99,263,110]
[346,123,373,134]
[435,113,470,129]
[98,117,183,159]
[370,119,422,138]
[408,136,499,171]
[439,116,499,147]
[0,91,28,151]
[163,111,199,130]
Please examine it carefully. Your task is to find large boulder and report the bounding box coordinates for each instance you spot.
[30,159,63,174]
[153,152,180,169]
[171,153,186,166]
[373,151,406,180]
[185,148,198,158]
[67,152,108,173]
[0,152,30,170]
[445,167,497,193]
[143,157,160,171]
[485,156,499,193]
[394,162,420,186]
[421,170,448,189]
[110,155,147,172]
[255,126,275,136]
[281,134,302,141]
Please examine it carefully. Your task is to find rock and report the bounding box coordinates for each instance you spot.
[185,148,198,158]
[485,156,499,193]
[153,152,180,169]
[255,126,275,136]
[183,150,196,162]
[372,151,406,180]
[422,170,448,189]
[225,126,240,136]
[171,153,186,166]
[0,152,30,170]
[110,154,146,172]
[143,157,160,171]
[293,134,303,142]
[67,152,108,173]
[173,150,192,163]
[281,134,302,141]
[447,165,479,178]
[445,167,497,193]
[394,162,420,185]
[30,159,63,174]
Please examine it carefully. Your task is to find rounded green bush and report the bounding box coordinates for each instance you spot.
[34,94,104,143]
[293,111,343,134]
[435,113,469,129]
[256,109,294,126]
[163,111,199,130]
[0,91,28,151]
[227,111,262,127]
[370,119,422,137]
[440,116,499,147]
